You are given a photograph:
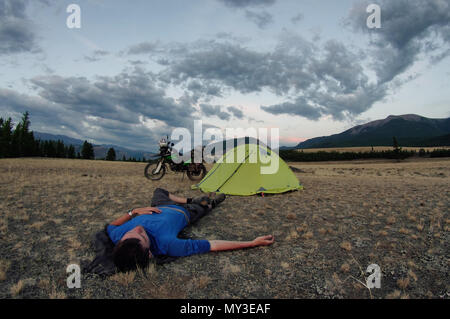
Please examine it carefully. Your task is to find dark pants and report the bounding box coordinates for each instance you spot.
[150,188,211,224]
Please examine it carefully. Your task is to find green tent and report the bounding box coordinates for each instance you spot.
[192,143,303,196]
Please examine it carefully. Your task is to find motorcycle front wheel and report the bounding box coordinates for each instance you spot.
[144,161,166,180]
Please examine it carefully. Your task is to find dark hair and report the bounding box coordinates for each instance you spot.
[112,238,149,272]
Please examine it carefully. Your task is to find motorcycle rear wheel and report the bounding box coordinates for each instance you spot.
[187,164,207,181]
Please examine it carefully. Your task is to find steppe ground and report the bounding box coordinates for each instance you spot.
[0,157,448,299]
[293,146,450,153]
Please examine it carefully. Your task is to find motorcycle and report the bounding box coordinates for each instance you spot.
[144,137,207,181]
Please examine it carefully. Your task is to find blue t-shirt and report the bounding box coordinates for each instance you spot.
[107,205,210,257]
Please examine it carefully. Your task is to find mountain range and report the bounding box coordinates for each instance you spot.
[296,114,450,149]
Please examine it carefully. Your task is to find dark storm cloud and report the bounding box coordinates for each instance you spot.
[306,83,388,121]
[227,106,244,119]
[200,104,231,121]
[309,40,368,94]
[262,82,388,121]
[0,0,40,54]
[83,50,110,62]
[291,13,304,24]
[162,41,313,95]
[160,35,384,120]
[41,64,55,74]
[217,0,276,8]
[260,37,389,120]
[128,59,147,66]
[217,0,275,30]
[0,87,163,150]
[0,67,203,149]
[198,103,244,121]
[126,41,159,55]
[156,58,170,66]
[245,10,274,29]
[348,0,450,83]
[29,69,197,128]
[261,98,322,121]
[187,80,223,99]
[215,32,252,44]
[157,1,450,121]
[93,50,109,56]
[0,87,86,135]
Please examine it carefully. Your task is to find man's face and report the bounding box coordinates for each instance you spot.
[121,225,152,257]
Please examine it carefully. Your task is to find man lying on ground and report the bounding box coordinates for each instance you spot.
[107,188,275,272]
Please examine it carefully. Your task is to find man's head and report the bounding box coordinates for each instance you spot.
[112,226,152,272]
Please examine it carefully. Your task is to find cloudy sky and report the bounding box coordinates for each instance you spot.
[1,0,449,150]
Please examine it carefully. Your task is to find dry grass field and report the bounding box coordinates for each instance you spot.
[0,157,449,299]
[296,146,450,153]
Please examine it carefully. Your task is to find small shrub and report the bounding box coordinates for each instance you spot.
[340,241,352,251]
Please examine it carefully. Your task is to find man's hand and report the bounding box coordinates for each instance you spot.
[132,207,162,216]
[252,235,275,247]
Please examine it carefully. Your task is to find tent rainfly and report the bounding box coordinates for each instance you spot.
[192,143,303,196]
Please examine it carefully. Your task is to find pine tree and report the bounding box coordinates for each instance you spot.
[106,147,116,161]
[67,145,76,159]
[56,140,66,158]
[393,136,400,153]
[22,112,36,156]
[34,139,42,157]
[81,141,95,159]
[11,112,35,157]
[392,136,404,160]
[11,121,22,157]
[0,117,13,158]
[47,140,56,157]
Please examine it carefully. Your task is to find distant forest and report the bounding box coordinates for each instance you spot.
[279,141,450,162]
[0,112,144,162]
[278,148,450,162]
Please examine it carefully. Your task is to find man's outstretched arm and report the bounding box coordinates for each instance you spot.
[208,235,275,252]
[166,235,275,257]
